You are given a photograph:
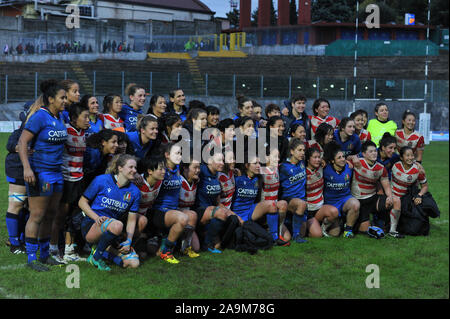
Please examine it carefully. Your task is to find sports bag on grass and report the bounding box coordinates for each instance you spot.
[234,220,273,254]
[398,184,440,236]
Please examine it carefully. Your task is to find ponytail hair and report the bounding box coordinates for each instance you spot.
[401,110,416,128]
[305,147,321,165]
[136,114,158,132]
[25,95,44,123]
[236,95,252,111]
[40,79,65,106]
[102,93,121,113]
[68,102,88,123]
[399,146,414,158]
[106,154,137,175]
[323,141,342,164]
[379,132,397,150]
[86,129,116,149]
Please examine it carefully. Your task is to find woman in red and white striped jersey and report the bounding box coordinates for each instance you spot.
[390,146,428,237]
[51,102,90,262]
[132,156,165,258]
[350,109,372,143]
[395,110,425,163]
[305,147,339,238]
[100,94,125,132]
[308,98,340,139]
[218,149,236,210]
[261,148,289,243]
[306,122,334,159]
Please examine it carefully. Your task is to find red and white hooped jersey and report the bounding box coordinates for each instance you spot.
[260,166,280,201]
[218,170,235,209]
[306,140,324,158]
[137,178,162,215]
[309,115,340,139]
[62,123,86,182]
[395,129,425,154]
[100,113,124,131]
[391,162,427,198]
[351,158,388,199]
[306,166,324,211]
[358,129,372,143]
[179,175,198,210]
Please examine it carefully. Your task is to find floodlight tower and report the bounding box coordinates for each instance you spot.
[230,0,238,11]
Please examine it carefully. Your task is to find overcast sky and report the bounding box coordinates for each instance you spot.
[201,0,291,18]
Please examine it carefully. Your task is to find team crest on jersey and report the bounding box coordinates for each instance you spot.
[348,143,353,150]
[300,163,304,169]
[123,192,131,202]
[407,175,413,181]
[345,174,350,181]
[52,121,56,126]
[408,142,413,147]
[316,171,321,177]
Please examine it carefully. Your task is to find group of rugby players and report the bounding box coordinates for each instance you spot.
[4,79,428,271]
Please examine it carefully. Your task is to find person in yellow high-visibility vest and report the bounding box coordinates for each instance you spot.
[367,103,398,147]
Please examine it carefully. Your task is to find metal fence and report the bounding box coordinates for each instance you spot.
[0,71,448,104]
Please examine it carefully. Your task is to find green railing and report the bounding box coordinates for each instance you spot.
[0,71,448,103]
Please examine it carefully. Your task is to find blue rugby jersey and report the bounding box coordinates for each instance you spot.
[24,107,68,172]
[279,160,307,200]
[126,131,153,159]
[231,175,259,218]
[119,104,142,132]
[323,163,353,205]
[376,149,400,179]
[195,164,222,208]
[86,116,103,137]
[152,165,182,212]
[83,174,141,219]
[333,129,362,157]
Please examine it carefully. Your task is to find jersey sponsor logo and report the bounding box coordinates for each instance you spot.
[101,197,128,210]
[237,188,258,196]
[163,179,182,188]
[48,130,68,138]
[129,116,137,124]
[288,170,306,184]
[326,181,350,190]
[206,184,221,193]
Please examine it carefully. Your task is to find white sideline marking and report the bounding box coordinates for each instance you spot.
[431,220,449,225]
[0,287,30,299]
[0,263,26,271]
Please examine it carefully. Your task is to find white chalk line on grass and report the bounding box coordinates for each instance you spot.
[0,263,26,271]
[431,220,449,225]
[0,264,31,299]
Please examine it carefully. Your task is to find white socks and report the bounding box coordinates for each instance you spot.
[389,209,401,233]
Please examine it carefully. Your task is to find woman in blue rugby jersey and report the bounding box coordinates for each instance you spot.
[60,79,80,124]
[119,83,146,132]
[279,138,308,244]
[231,153,289,247]
[78,154,141,271]
[126,115,159,162]
[80,94,103,137]
[333,117,362,159]
[18,79,69,271]
[83,129,118,187]
[194,152,242,253]
[151,143,199,264]
[322,141,360,238]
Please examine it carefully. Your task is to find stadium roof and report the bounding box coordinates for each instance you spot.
[101,0,214,14]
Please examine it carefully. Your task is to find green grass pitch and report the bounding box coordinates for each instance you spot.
[0,133,448,299]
